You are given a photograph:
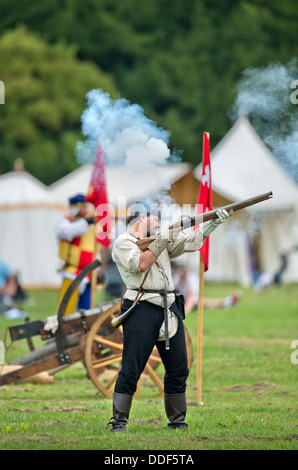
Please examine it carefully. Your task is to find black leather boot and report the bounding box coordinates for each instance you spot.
[164,393,189,429]
[109,392,133,432]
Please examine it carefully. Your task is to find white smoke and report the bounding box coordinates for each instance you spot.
[75,89,178,172]
[229,58,298,182]
[75,89,182,207]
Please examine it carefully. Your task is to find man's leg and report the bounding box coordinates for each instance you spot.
[157,314,189,428]
[110,300,164,431]
[115,300,163,395]
[109,392,133,432]
[78,283,91,309]
[56,278,79,315]
[163,393,188,429]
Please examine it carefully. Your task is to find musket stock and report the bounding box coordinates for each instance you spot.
[136,191,273,252]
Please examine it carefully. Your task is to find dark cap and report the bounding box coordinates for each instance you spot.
[128,200,161,221]
[68,194,86,205]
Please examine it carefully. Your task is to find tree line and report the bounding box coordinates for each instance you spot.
[0,0,297,184]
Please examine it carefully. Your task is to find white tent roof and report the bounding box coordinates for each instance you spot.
[49,162,192,207]
[0,171,65,209]
[192,117,298,284]
[194,116,298,212]
[0,170,65,287]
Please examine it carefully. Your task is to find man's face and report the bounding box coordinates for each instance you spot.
[146,214,160,236]
[77,207,88,218]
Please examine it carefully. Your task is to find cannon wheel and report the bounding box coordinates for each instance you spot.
[84,305,193,398]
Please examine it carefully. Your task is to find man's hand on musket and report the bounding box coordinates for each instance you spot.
[139,226,180,271]
[200,209,233,239]
[214,209,233,224]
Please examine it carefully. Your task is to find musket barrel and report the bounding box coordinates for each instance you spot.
[174,190,273,229]
[136,191,273,252]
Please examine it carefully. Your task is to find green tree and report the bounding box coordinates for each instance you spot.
[0,0,298,168]
[0,26,117,184]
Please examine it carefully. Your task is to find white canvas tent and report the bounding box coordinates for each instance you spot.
[192,116,298,285]
[0,167,66,288]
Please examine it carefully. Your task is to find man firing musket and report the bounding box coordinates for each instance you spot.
[108,199,234,432]
[108,191,272,432]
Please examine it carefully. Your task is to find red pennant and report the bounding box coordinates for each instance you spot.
[196,133,213,271]
[85,141,112,248]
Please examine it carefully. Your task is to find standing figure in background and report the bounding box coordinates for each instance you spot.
[54,194,99,315]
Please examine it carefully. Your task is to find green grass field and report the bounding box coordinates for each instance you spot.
[0,283,297,451]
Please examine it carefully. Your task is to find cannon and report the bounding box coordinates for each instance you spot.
[0,260,193,397]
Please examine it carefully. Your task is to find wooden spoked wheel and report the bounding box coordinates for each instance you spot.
[84,303,193,398]
[84,303,163,398]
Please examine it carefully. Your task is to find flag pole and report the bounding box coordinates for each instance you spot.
[90,229,97,309]
[196,254,205,404]
[196,131,210,405]
[87,141,112,309]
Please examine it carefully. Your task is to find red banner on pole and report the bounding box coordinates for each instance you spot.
[85,141,112,249]
[196,132,212,271]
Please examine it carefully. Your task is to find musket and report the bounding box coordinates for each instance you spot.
[136,191,273,252]
[111,190,273,328]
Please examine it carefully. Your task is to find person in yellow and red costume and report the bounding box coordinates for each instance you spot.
[54,194,99,315]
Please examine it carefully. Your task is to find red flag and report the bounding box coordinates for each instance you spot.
[85,141,112,248]
[196,132,212,271]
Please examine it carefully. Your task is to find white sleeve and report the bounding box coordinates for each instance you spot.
[54,217,88,242]
[112,236,141,273]
[167,229,203,258]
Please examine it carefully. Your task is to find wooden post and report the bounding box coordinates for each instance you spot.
[196,255,205,404]
[136,380,141,399]
[90,224,98,309]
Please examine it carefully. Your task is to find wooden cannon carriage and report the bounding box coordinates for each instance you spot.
[0,260,193,397]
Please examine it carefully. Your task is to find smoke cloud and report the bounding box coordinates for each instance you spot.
[229,58,298,182]
[75,89,180,171]
[75,90,182,207]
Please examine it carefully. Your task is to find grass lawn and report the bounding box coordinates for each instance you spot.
[0,283,297,451]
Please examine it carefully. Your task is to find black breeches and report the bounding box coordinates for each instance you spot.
[114,299,189,396]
